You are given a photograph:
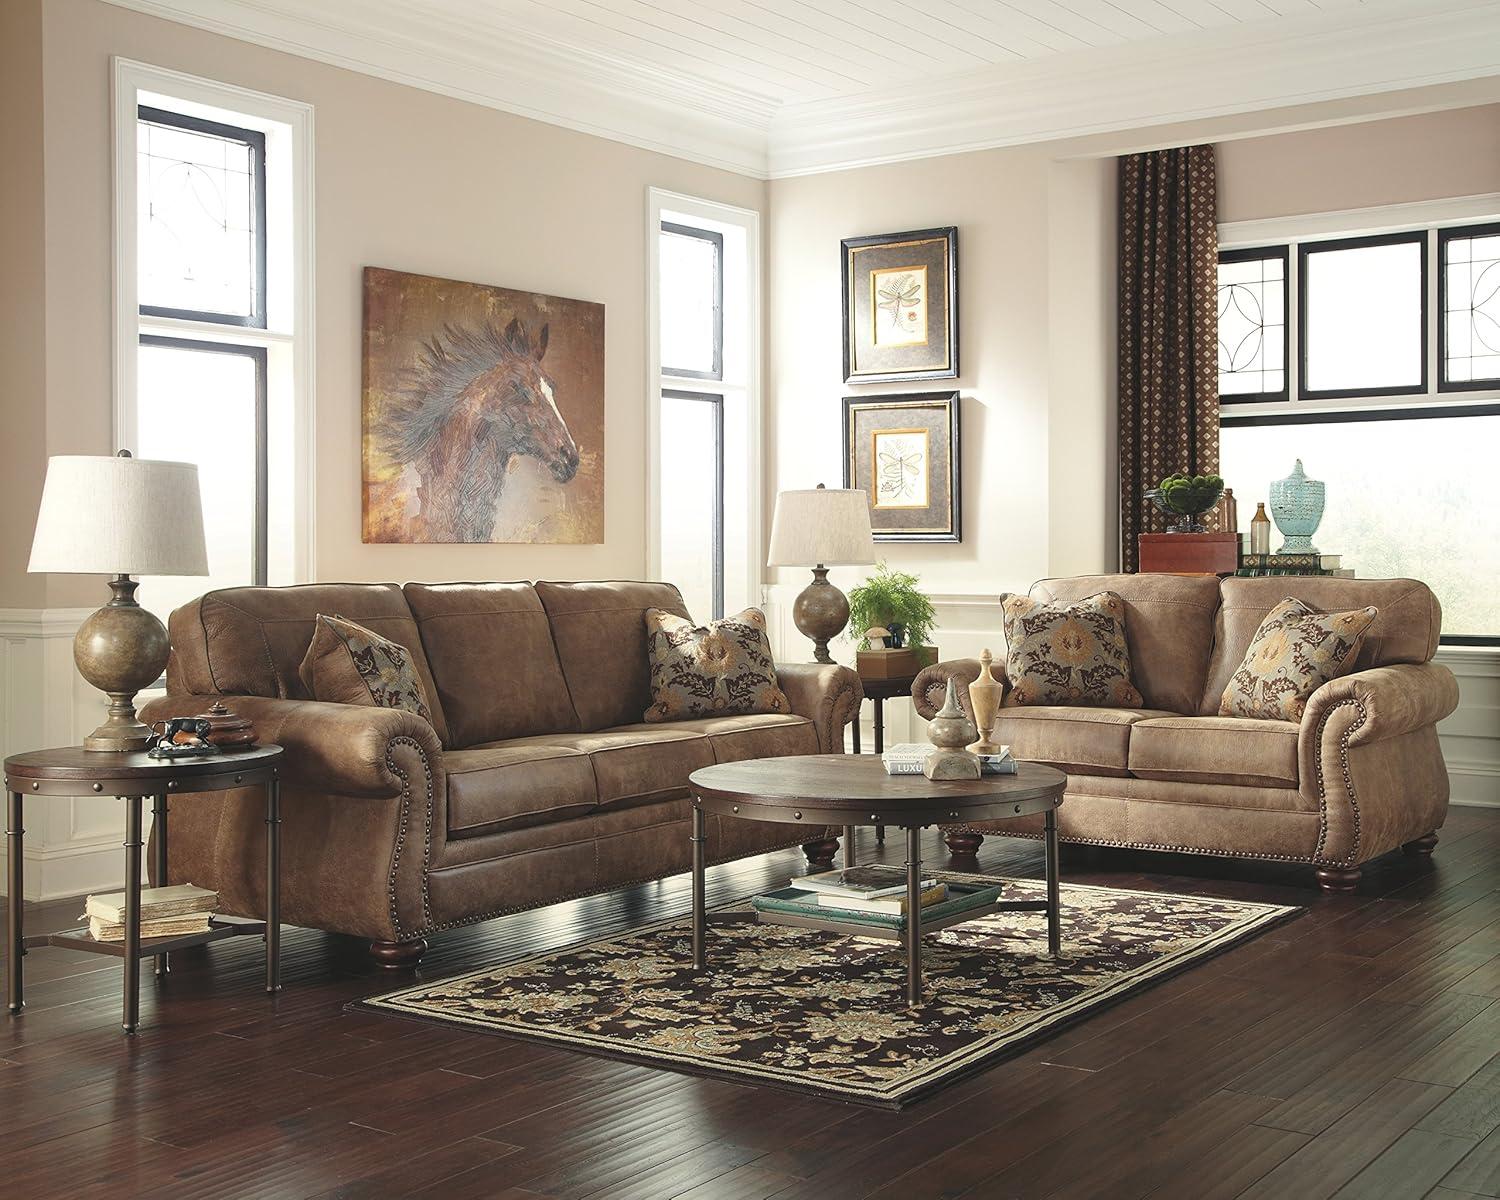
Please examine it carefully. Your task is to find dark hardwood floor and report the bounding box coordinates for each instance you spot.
[3,806,1499,1199]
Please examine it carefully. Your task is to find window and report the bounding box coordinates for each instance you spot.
[114,61,313,621]
[1218,210,1500,644]
[648,191,760,625]
[1217,247,1287,402]
[1299,233,1426,399]
[1440,222,1500,390]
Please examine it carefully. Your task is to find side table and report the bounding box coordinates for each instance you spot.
[850,671,918,844]
[4,744,283,1033]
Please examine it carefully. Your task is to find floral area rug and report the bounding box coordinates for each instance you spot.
[356,876,1299,1108]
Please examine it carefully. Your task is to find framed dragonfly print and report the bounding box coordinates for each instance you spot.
[841,227,958,384]
[842,392,961,543]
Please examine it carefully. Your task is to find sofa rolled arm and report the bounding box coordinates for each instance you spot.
[777,663,863,754]
[138,694,443,799]
[1300,662,1460,752]
[912,659,990,722]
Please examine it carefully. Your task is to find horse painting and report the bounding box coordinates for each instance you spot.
[362,268,605,544]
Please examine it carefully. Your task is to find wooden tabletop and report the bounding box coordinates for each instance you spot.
[688,754,1066,828]
[5,744,283,797]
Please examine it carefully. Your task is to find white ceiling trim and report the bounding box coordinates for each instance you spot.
[101,0,1500,180]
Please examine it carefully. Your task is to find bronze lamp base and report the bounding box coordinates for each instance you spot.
[792,565,850,665]
[75,575,170,751]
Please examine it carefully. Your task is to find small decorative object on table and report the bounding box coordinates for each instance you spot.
[1250,502,1273,555]
[1216,487,1239,535]
[923,678,980,780]
[1269,458,1326,553]
[864,625,891,649]
[196,698,258,749]
[848,562,938,665]
[967,648,1003,753]
[146,717,218,759]
[1144,471,1224,534]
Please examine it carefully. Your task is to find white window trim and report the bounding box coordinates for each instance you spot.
[111,57,317,583]
[645,187,762,607]
[1218,192,1500,418]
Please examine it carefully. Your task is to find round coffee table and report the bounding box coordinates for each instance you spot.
[687,754,1067,1004]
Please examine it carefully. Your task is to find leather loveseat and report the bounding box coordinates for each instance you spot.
[140,580,861,963]
[913,574,1459,892]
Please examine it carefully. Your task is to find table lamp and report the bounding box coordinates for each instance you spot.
[767,484,876,664]
[28,452,208,751]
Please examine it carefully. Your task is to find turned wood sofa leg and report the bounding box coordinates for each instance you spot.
[802,838,840,870]
[369,938,427,967]
[945,831,984,863]
[1315,866,1362,894]
[1403,833,1439,856]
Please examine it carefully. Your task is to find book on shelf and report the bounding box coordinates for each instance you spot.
[1236,552,1344,577]
[752,878,1005,931]
[813,881,947,915]
[795,865,935,899]
[84,883,217,925]
[86,913,214,942]
[882,743,1016,775]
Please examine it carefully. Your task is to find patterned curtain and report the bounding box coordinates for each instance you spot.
[1118,145,1219,571]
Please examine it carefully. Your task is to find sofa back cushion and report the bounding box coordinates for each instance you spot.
[403,582,579,747]
[1199,576,1441,714]
[535,580,692,731]
[164,583,451,745]
[1029,574,1220,715]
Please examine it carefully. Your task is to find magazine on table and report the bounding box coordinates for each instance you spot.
[880,743,1016,775]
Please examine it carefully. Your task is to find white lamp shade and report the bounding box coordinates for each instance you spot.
[28,455,209,576]
[766,487,876,567]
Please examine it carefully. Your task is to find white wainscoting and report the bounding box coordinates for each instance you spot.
[766,586,1500,807]
[0,608,151,901]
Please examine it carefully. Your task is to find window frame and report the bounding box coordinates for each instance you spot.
[1217,244,1289,405]
[137,104,269,329]
[660,388,726,620]
[1297,230,1429,402]
[1437,220,1500,394]
[659,221,724,382]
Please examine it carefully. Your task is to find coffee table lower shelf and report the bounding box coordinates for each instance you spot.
[751,897,1049,942]
[30,915,267,958]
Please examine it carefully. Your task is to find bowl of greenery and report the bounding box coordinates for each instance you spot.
[1144,471,1223,533]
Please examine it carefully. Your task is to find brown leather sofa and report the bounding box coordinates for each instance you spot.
[913,574,1459,892]
[140,580,861,963]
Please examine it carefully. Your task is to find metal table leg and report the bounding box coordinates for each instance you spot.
[123,797,142,1034]
[905,825,922,1006]
[152,794,169,978]
[265,775,281,993]
[7,791,22,1015]
[874,698,885,844]
[1045,805,1061,957]
[843,826,856,868]
[691,803,706,970]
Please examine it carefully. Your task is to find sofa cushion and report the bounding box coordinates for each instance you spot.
[164,583,451,746]
[664,713,819,763]
[298,614,435,724]
[403,583,579,747]
[1200,577,1441,714]
[484,725,716,810]
[1000,591,1144,707]
[644,607,790,723]
[1029,574,1220,715]
[536,581,692,731]
[444,744,598,840]
[1129,715,1300,789]
[1218,598,1378,722]
[993,706,1174,777]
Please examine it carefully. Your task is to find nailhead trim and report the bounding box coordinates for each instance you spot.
[1311,697,1366,868]
[383,735,436,939]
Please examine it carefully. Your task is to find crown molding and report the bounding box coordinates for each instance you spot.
[98,0,1500,180]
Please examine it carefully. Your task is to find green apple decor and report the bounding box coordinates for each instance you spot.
[1144,471,1224,534]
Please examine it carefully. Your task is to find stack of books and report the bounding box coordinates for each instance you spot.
[882,742,1017,776]
[794,865,947,914]
[1236,552,1353,578]
[83,883,218,942]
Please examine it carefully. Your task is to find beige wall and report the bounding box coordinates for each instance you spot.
[21,0,765,610]
[1,0,48,609]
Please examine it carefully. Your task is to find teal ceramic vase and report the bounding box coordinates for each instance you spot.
[1268,459,1325,554]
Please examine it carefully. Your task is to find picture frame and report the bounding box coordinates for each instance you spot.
[841,227,958,384]
[842,392,961,543]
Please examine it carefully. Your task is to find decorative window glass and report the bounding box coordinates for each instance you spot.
[1440,222,1500,390]
[659,222,723,380]
[1217,247,1287,401]
[1299,232,1426,399]
[137,106,266,325]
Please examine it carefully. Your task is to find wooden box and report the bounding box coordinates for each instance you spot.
[1137,532,1239,575]
[856,646,938,679]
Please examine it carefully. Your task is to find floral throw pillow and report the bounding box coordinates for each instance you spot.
[1000,591,1144,708]
[644,608,790,723]
[1219,597,1378,722]
[298,613,434,723]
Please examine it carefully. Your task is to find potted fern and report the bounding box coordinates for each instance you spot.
[847,563,938,677]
